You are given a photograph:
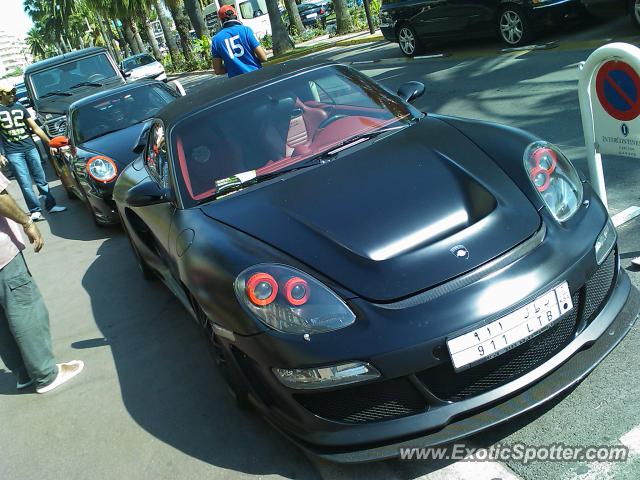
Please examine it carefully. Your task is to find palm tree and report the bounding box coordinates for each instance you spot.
[26,27,56,59]
[333,0,353,34]
[152,0,181,65]
[264,0,293,55]
[164,0,196,64]
[183,0,207,39]
[283,0,304,35]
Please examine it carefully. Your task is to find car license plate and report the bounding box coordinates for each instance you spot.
[447,282,573,371]
[307,12,318,18]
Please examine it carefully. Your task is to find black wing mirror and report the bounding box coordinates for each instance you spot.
[133,122,152,154]
[126,179,172,207]
[397,82,425,103]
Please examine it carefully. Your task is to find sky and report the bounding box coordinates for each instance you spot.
[0,0,33,39]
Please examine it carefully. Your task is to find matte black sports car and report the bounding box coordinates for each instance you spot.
[51,80,180,225]
[113,61,639,461]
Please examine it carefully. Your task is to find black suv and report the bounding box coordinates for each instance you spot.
[23,47,126,179]
[379,0,583,56]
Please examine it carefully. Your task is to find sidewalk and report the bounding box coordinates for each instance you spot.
[169,28,385,78]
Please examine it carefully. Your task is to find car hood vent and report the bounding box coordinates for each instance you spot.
[202,116,541,302]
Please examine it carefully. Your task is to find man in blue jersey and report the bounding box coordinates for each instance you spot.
[211,5,268,78]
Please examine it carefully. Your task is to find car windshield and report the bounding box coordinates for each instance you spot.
[72,84,175,143]
[122,54,156,71]
[30,54,120,98]
[171,65,419,206]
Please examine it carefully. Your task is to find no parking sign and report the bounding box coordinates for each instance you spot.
[579,43,640,208]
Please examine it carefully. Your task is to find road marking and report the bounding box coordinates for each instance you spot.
[620,425,640,455]
[611,205,640,227]
[413,53,449,60]
[499,42,558,53]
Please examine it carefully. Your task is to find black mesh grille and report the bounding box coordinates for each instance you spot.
[295,378,427,423]
[418,291,581,402]
[583,250,616,322]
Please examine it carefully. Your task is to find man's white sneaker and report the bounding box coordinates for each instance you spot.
[36,360,84,394]
[30,211,45,222]
[47,205,67,213]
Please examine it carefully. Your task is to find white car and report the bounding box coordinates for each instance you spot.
[120,53,167,82]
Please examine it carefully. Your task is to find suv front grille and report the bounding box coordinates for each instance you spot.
[45,117,66,137]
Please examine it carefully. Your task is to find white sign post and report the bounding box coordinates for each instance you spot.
[578,42,640,210]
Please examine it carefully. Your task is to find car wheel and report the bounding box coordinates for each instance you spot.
[630,0,640,28]
[498,6,530,47]
[397,24,422,57]
[193,299,251,410]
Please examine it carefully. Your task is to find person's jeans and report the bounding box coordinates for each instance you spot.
[0,253,57,389]
[6,147,56,213]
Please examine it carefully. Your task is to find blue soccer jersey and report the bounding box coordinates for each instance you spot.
[211,24,262,78]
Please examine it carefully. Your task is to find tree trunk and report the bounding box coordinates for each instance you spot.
[183,0,208,39]
[131,22,146,53]
[96,13,116,59]
[284,0,304,35]
[154,0,181,65]
[333,0,353,35]
[114,21,131,57]
[123,18,142,55]
[265,0,293,55]
[145,21,163,60]
[166,0,196,64]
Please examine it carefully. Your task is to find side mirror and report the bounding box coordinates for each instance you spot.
[20,97,32,108]
[124,71,132,78]
[49,136,70,148]
[133,122,152,154]
[126,179,171,207]
[397,82,425,103]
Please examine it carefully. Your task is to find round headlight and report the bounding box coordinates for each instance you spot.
[87,155,118,183]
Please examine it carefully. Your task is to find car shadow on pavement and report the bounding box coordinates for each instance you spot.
[80,237,319,478]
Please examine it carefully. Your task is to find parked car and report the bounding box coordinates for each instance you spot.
[120,53,167,82]
[49,80,181,225]
[379,0,584,56]
[112,60,638,460]
[24,47,128,179]
[299,1,329,27]
[283,1,330,30]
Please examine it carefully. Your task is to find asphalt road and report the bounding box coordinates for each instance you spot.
[2,11,640,480]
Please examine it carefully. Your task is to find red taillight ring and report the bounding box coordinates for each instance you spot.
[284,277,310,306]
[86,155,118,183]
[530,166,551,192]
[246,273,278,306]
[532,147,557,175]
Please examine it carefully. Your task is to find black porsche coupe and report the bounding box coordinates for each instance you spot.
[113,61,639,461]
[51,80,180,225]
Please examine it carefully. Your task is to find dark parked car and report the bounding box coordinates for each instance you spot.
[380,0,584,56]
[284,1,330,29]
[50,80,180,225]
[113,61,639,461]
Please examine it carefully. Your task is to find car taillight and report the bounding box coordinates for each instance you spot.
[319,7,325,14]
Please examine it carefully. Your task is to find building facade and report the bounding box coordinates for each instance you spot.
[0,30,32,78]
